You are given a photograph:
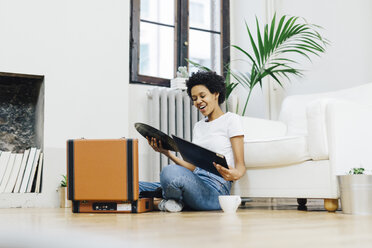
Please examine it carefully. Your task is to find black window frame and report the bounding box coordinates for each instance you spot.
[130,0,230,87]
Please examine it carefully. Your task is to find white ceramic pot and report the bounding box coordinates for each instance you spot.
[58,187,71,208]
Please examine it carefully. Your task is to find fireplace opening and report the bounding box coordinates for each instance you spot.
[0,72,44,152]
[0,72,44,193]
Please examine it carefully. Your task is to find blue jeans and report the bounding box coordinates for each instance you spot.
[139,164,232,211]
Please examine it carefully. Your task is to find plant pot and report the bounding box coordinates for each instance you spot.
[58,187,71,208]
[337,175,372,215]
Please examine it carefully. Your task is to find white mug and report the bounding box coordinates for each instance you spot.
[218,195,241,213]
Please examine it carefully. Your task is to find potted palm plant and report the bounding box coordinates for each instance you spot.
[188,14,328,115]
[231,14,329,115]
[338,168,372,215]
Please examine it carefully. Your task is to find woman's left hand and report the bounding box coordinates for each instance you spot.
[213,162,241,181]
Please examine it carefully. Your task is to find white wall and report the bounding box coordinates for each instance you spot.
[128,84,155,182]
[230,0,270,118]
[1,0,372,206]
[272,0,372,117]
[0,0,130,207]
[231,0,372,119]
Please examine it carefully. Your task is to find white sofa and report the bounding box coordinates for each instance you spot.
[231,83,372,211]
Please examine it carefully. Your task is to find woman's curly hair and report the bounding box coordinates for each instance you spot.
[186,71,226,104]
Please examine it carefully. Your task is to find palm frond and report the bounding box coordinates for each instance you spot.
[255,17,265,65]
[245,20,262,67]
[224,64,239,100]
[186,58,211,72]
[231,13,328,115]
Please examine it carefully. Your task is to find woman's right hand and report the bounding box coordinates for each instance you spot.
[146,136,196,172]
[146,136,170,156]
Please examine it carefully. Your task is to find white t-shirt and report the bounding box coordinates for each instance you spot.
[192,112,244,168]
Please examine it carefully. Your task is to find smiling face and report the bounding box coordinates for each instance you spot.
[191,85,219,117]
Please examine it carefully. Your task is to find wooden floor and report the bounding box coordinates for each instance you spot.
[0,202,372,248]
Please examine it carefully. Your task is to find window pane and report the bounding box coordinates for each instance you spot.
[140,0,175,26]
[189,30,221,75]
[190,0,220,32]
[139,22,174,79]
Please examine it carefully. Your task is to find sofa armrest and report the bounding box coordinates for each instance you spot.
[306,98,333,160]
[326,100,372,175]
[241,116,287,140]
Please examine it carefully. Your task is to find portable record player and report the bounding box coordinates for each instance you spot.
[67,138,153,213]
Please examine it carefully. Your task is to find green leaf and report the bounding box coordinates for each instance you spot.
[231,45,258,67]
[272,58,299,64]
[273,15,286,50]
[348,168,365,175]
[278,16,297,45]
[256,17,265,64]
[264,24,270,61]
[60,175,67,187]
[186,58,211,71]
[245,20,261,66]
[279,49,312,60]
[231,13,328,114]
[267,70,284,88]
[268,13,276,51]
[226,83,239,99]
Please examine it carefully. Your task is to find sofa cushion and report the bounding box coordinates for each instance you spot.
[244,136,311,168]
[241,117,287,140]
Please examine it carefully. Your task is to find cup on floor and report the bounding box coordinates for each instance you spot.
[218,195,241,213]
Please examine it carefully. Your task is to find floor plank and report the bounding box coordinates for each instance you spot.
[0,203,371,248]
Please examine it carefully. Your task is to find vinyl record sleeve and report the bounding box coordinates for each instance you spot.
[172,135,228,177]
[135,123,229,178]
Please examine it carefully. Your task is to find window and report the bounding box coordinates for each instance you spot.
[130,0,230,87]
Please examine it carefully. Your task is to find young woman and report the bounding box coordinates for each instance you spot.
[139,71,245,212]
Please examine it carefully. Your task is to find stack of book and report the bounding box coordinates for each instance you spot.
[0,148,43,193]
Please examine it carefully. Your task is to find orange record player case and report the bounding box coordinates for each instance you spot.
[67,138,152,213]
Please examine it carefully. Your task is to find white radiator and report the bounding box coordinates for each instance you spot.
[147,88,203,181]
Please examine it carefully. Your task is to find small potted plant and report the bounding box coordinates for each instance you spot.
[170,66,189,89]
[338,167,372,215]
[58,175,71,208]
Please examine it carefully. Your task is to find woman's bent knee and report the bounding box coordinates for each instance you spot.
[160,164,188,182]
